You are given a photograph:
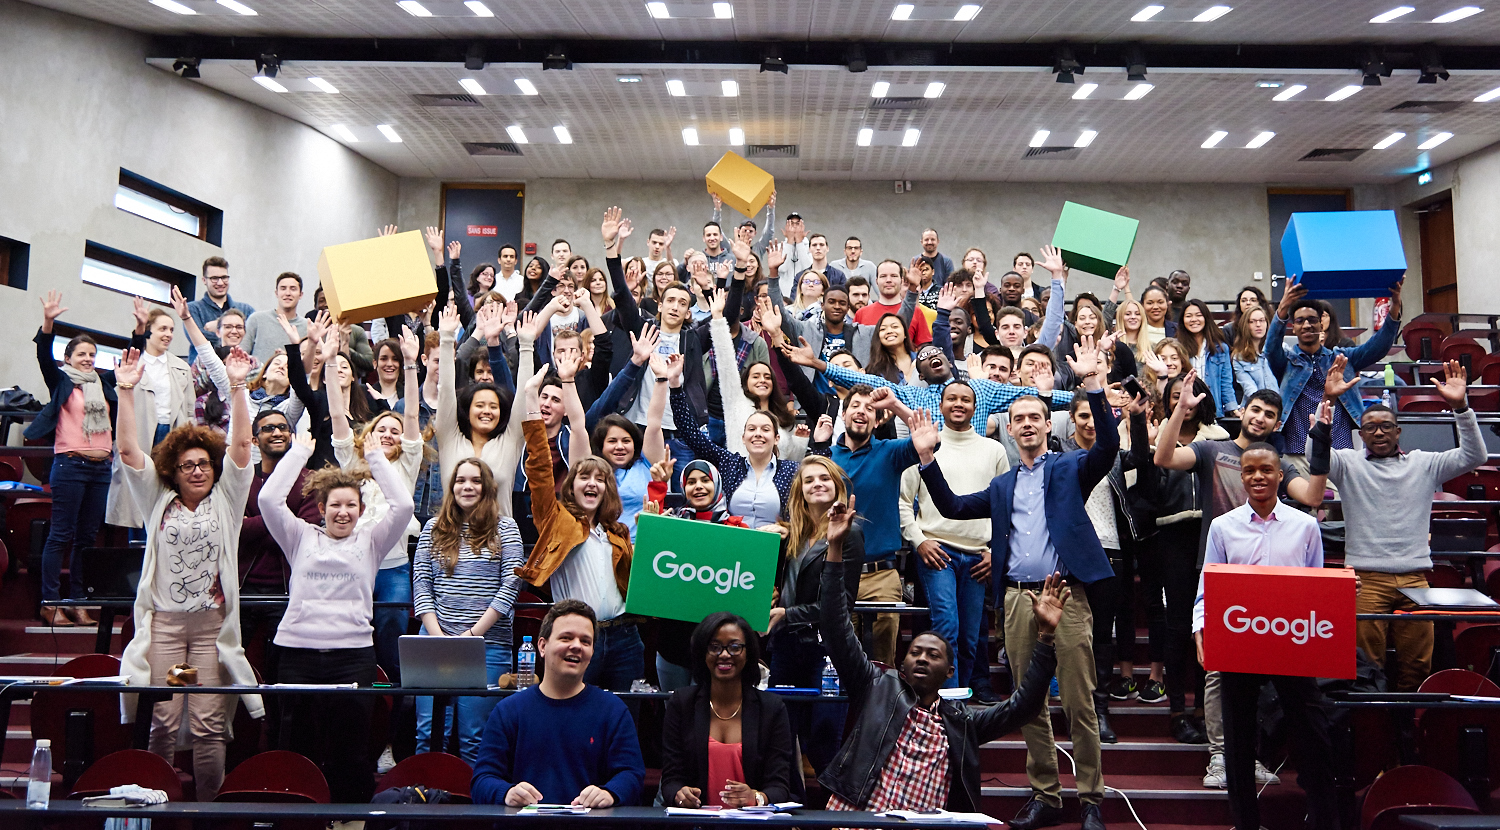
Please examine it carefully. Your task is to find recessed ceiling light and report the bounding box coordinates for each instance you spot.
[1202,130,1228,148]
[1029,129,1050,147]
[396,1,432,17]
[307,77,339,94]
[506,125,528,144]
[722,80,739,97]
[330,124,358,142]
[713,2,733,18]
[924,82,946,98]
[459,78,487,96]
[1373,131,1406,149]
[891,4,914,20]
[617,75,642,83]
[1193,5,1233,21]
[857,128,874,146]
[1475,86,1500,102]
[464,0,493,15]
[729,127,745,146]
[515,78,538,95]
[1124,82,1153,100]
[682,127,700,146]
[150,0,196,13]
[377,124,403,143]
[1075,129,1098,147]
[954,4,981,20]
[646,2,669,17]
[1418,131,1453,149]
[253,75,287,93]
[216,0,258,14]
[1256,79,1284,88]
[871,81,890,97]
[1273,84,1306,100]
[667,79,686,96]
[1324,84,1363,101]
[1131,5,1164,20]
[1432,6,1483,22]
[1071,82,1098,100]
[554,126,573,144]
[1370,5,1415,21]
[1245,130,1275,148]
[902,128,921,147]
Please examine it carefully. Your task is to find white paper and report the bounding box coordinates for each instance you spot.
[878,809,1002,825]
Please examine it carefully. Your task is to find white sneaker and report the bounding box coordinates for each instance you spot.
[376,745,397,774]
[1202,753,1227,789]
[1255,761,1281,785]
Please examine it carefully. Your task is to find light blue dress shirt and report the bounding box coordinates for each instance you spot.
[1007,453,1060,582]
[1192,501,1324,632]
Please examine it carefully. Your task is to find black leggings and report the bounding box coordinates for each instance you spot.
[278,646,378,803]
[1129,536,1167,666]
[1143,522,1205,712]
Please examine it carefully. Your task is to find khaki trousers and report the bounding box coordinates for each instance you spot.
[147,609,227,801]
[856,568,902,667]
[1356,571,1434,693]
[1004,585,1103,805]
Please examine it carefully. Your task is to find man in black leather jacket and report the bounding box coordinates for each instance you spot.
[816,496,1064,814]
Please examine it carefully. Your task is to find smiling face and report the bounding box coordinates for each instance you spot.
[588,270,607,296]
[172,447,216,503]
[1000,273,1025,306]
[262,353,288,385]
[567,258,589,286]
[147,314,175,355]
[320,485,364,539]
[540,613,594,681]
[571,466,608,513]
[744,363,775,402]
[255,413,291,459]
[742,411,777,458]
[1119,302,1143,333]
[1007,398,1052,453]
[376,343,401,384]
[1182,304,1206,335]
[798,462,839,510]
[1240,396,1282,442]
[1143,289,1171,326]
[451,460,486,512]
[940,383,975,430]
[65,340,97,373]
[275,277,302,313]
[996,313,1026,348]
[1072,401,1096,445]
[370,413,403,460]
[526,259,544,280]
[1075,304,1100,338]
[653,264,676,292]
[703,224,723,253]
[982,353,1012,383]
[468,389,502,437]
[900,633,952,696]
[203,265,230,301]
[1239,289,1260,314]
[1157,343,1183,375]
[875,262,903,301]
[823,288,850,326]
[950,307,971,343]
[843,392,876,441]
[920,229,939,256]
[218,312,246,347]
[915,345,952,384]
[706,621,748,683]
[878,316,906,348]
[1240,448,1284,506]
[334,354,354,391]
[683,468,716,510]
[601,425,635,469]
[477,267,495,290]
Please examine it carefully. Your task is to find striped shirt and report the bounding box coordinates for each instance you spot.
[412,517,526,648]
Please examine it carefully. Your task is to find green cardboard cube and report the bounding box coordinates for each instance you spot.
[1051,201,1139,278]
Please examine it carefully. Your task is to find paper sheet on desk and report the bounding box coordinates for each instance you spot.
[879,809,1003,824]
[519,805,591,815]
[1453,695,1500,702]
[665,808,773,819]
[265,683,360,690]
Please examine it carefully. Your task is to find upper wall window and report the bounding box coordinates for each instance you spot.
[115,170,223,246]
[0,234,29,290]
[80,241,193,304]
[50,321,128,371]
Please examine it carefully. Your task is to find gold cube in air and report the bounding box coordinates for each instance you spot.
[316,231,438,325]
[705,151,775,218]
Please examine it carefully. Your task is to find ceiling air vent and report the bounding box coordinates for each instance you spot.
[412,93,482,107]
[1023,146,1082,160]
[463,142,524,157]
[887,49,938,66]
[746,144,799,159]
[1299,148,1367,162]
[1386,100,1463,114]
[870,97,930,110]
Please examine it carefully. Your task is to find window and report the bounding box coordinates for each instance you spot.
[50,321,129,371]
[115,170,223,245]
[0,234,29,289]
[80,242,193,304]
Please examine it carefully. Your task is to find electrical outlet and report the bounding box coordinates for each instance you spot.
[1253,271,1264,281]
[895,181,904,194]
[905,180,913,191]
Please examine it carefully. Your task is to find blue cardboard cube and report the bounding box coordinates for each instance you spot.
[1280,210,1406,299]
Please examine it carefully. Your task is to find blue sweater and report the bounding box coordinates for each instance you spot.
[471,685,645,807]
[830,436,921,564]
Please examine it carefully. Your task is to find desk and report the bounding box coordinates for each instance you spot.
[0,802,994,828]
[1401,816,1500,829]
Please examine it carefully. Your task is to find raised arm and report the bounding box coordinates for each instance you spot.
[258,435,316,557]
[1342,279,1404,371]
[1035,245,1068,349]
[436,304,462,451]
[818,499,881,697]
[974,575,1063,741]
[399,327,422,440]
[35,291,68,390]
[555,349,592,469]
[363,431,417,556]
[710,296,755,457]
[112,349,147,470]
[1152,370,1206,471]
[642,351,675,466]
[223,348,255,470]
[586,326,653,430]
[319,328,350,442]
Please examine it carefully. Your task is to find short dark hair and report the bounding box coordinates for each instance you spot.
[64,334,97,360]
[910,629,954,663]
[704,221,721,232]
[995,306,1026,325]
[1165,374,1217,426]
[540,599,597,640]
[498,244,518,258]
[252,408,290,433]
[942,380,975,402]
[1289,297,1324,323]
[275,272,302,289]
[648,228,666,239]
[1018,343,1054,372]
[456,382,513,439]
[689,612,762,689]
[946,268,975,289]
[592,414,644,465]
[552,238,570,249]
[202,256,229,276]
[846,275,870,291]
[827,349,862,368]
[1009,394,1048,421]
[846,236,862,246]
[1013,252,1034,266]
[847,382,877,402]
[922,227,939,238]
[981,345,1013,366]
[1360,403,1398,424]
[660,281,693,303]
[1242,441,1281,461]
[808,232,827,245]
[1245,389,1283,418]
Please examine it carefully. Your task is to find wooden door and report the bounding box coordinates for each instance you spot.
[1419,197,1458,315]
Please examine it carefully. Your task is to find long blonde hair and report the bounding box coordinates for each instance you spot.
[430,458,502,576]
[1114,298,1147,355]
[782,456,849,557]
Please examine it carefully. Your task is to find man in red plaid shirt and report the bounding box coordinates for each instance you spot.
[816,494,1065,815]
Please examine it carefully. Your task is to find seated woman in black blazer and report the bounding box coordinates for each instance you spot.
[660,612,794,809]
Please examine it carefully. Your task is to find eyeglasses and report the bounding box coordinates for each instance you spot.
[1291,316,1322,329]
[1359,422,1399,434]
[176,459,214,474]
[707,642,746,656]
[256,423,291,435]
[206,275,231,283]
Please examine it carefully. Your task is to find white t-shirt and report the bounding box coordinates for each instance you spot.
[550,527,625,621]
[139,351,173,425]
[625,329,681,431]
[549,308,583,336]
[153,498,224,613]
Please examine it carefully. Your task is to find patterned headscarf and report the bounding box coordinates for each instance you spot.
[671,459,730,524]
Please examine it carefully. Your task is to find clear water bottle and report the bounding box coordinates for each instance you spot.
[821,657,840,697]
[26,739,50,809]
[1381,389,1394,410]
[1382,365,1396,410]
[517,636,536,689]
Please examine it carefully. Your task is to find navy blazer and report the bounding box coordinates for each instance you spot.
[25,328,119,444]
[919,389,1118,587]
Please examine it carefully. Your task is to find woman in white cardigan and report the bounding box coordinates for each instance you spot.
[107,298,195,531]
[435,301,530,515]
[114,345,261,802]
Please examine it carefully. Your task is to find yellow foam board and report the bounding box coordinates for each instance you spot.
[705,151,775,218]
[316,231,437,324]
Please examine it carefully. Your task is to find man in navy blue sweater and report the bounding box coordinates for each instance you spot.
[471,600,645,808]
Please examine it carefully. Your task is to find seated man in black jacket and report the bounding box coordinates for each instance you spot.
[817,493,1064,815]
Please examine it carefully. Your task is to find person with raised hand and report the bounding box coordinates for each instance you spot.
[171,284,257,432]
[110,295,194,534]
[114,345,261,802]
[436,300,528,516]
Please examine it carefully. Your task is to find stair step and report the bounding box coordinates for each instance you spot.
[982,737,1212,776]
[981,771,1311,825]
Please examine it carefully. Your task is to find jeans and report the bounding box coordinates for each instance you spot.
[767,628,845,776]
[40,454,112,602]
[278,646,378,803]
[1148,523,1204,711]
[706,417,727,448]
[373,563,412,683]
[656,654,694,693]
[416,640,511,765]
[584,623,645,692]
[916,545,985,689]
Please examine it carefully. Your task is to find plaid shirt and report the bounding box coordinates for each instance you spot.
[709,327,761,383]
[822,363,1072,433]
[827,702,950,813]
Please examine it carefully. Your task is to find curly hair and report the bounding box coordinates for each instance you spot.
[151,425,228,491]
[301,464,368,506]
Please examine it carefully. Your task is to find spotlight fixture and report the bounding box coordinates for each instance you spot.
[857,128,873,146]
[729,128,745,146]
[255,53,281,79]
[844,44,868,73]
[1361,48,1390,86]
[465,42,486,71]
[1123,44,1148,82]
[172,57,201,79]
[543,43,572,71]
[761,45,788,74]
[1053,46,1083,84]
[1417,47,1449,84]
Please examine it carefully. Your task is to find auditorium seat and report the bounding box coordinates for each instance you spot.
[1360,765,1478,830]
[1398,395,1449,413]
[0,456,21,482]
[1440,336,1487,369]
[376,751,473,801]
[1404,323,1450,361]
[1477,353,1500,387]
[68,749,183,801]
[31,654,134,777]
[1416,670,1500,796]
[1454,626,1500,681]
[216,750,330,803]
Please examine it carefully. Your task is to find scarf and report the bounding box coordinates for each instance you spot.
[670,459,733,524]
[60,366,111,436]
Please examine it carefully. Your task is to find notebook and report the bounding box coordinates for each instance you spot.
[1398,587,1500,610]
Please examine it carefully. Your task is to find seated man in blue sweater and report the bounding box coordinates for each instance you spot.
[471,599,645,807]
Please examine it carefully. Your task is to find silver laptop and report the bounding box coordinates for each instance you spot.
[1399,587,1500,611]
[398,635,489,689]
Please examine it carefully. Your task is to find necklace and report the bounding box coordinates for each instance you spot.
[709,699,742,721]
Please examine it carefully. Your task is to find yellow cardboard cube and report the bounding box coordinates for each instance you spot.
[316,231,437,324]
[706,151,775,218]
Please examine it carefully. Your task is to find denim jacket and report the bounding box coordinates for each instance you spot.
[1265,310,1401,424]
[1200,343,1238,418]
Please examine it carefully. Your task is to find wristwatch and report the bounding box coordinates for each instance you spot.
[754,791,768,807]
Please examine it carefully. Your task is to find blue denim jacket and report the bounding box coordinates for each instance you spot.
[1232,355,1277,407]
[1264,310,1401,424]
[1200,343,1238,418]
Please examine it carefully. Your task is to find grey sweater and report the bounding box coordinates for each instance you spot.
[1329,407,1486,573]
[242,310,308,365]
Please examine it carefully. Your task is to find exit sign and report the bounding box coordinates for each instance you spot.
[1418,171,1433,185]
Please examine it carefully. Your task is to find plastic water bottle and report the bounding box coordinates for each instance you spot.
[517,637,536,689]
[26,739,50,809]
[821,657,840,697]
[1381,389,1394,410]
[1382,364,1397,410]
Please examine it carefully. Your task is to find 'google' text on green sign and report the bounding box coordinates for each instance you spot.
[625,513,780,631]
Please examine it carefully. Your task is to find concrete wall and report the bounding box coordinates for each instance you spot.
[1393,142,1500,316]
[0,0,399,396]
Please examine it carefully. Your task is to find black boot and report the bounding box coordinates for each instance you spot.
[1094,689,1118,743]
